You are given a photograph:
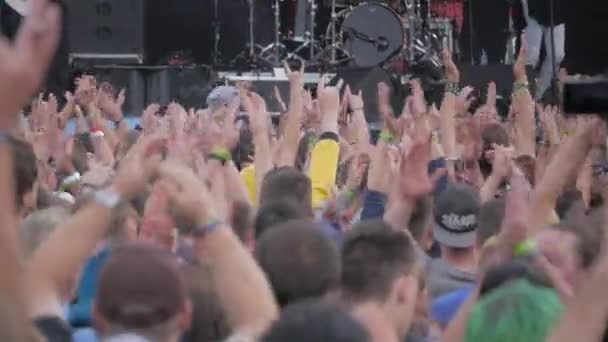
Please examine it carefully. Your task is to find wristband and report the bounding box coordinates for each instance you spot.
[379,131,395,143]
[445,82,461,96]
[91,130,105,138]
[93,188,121,209]
[193,219,223,237]
[208,147,232,165]
[58,172,81,192]
[344,188,356,201]
[514,238,538,257]
[512,81,529,95]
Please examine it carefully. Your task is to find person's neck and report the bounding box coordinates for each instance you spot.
[351,302,400,342]
[440,245,478,273]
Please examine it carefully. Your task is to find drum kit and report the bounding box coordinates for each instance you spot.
[237,0,454,72]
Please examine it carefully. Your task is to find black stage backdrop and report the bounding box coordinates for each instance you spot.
[564,0,608,75]
[146,0,274,65]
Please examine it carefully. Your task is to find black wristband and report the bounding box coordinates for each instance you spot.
[319,131,339,142]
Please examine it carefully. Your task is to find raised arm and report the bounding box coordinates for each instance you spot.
[0,0,61,330]
[439,49,459,181]
[308,77,341,208]
[158,161,278,337]
[25,136,162,318]
[242,92,273,205]
[511,35,536,158]
[528,121,600,231]
[277,62,305,168]
[547,185,608,341]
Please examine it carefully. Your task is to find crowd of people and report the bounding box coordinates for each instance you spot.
[3,0,608,341]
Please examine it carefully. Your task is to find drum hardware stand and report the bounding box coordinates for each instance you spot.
[308,0,352,68]
[330,0,339,62]
[212,0,222,66]
[258,0,287,66]
[284,0,319,63]
[230,0,267,70]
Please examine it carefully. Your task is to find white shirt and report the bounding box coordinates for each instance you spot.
[5,0,29,16]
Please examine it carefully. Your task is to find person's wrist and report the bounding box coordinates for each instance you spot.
[93,187,122,209]
[320,118,339,135]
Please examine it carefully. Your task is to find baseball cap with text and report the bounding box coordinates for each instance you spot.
[433,184,480,248]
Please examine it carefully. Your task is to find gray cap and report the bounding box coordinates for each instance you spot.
[206,86,240,110]
[433,183,480,248]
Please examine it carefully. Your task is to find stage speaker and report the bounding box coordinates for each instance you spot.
[331,67,404,127]
[65,0,146,64]
[146,66,217,110]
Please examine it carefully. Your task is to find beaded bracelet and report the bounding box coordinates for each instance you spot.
[193,219,223,237]
[512,81,529,95]
[445,82,461,96]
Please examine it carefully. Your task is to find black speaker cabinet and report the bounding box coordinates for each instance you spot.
[65,0,146,64]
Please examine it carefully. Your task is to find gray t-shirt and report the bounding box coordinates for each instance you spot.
[416,246,476,301]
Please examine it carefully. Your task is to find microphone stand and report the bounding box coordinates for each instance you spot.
[468,0,474,64]
[548,0,558,103]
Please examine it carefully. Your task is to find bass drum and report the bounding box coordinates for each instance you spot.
[337,3,404,67]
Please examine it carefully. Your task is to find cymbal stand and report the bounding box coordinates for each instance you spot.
[285,0,318,63]
[330,0,338,62]
[258,0,286,66]
[404,0,416,62]
[212,0,222,66]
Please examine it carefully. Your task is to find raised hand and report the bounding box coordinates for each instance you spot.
[318,76,343,134]
[377,82,392,115]
[442,49,459,83]
[242,92,270,137]
[538,104,560,144]
[409,79,427,117]
[514,34,528,82]
[400,121,444,198]
[157,160,216,227]
[486,81,497,110]
[491,144,514,180]
[284,60,305,87]
[141,103,161,134]
[113,134,165,199]
[456,86,474,116]
[97,87,126,121]
[0,0,62,126]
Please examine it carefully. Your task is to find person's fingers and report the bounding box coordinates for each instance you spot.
[317,74,326,92]
[282,60,292,74]
[345,84,352,98]
[336,78,344,91]
[299,61,305,74]
[140,135,167,157]
[157,162,198,190]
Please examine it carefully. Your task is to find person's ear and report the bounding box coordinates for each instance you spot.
[394,274,419,306]
[177,300,193,331]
